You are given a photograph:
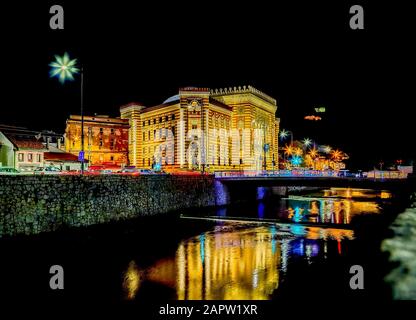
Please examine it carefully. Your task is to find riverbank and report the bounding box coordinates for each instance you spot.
[0,175,222,237]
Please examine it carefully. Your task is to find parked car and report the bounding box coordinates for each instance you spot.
[0,167,21,175]
[100,169,113,174]
[33,167,62,175]
[120,166,139,174]
[138,169,154,175]
[155,170,169,175]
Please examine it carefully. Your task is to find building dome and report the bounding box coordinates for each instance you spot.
[163,94,180,104]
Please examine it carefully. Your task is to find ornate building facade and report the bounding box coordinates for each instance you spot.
[65,115,129,166]
[120,86,280,171]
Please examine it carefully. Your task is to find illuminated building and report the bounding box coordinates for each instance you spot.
[65,115,129,166]
[120,86,280,171]
[0,132,45,171]
[44,149,83,171]
[0,124,64,171]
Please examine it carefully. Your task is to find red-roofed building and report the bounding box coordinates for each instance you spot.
[1,125,66,171]
[44,151,84,171]
[0,127,46,171]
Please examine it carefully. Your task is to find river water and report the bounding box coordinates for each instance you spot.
[0,187,405,302]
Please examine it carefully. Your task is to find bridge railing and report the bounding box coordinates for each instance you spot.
[214,169,408,179]
[214,170,340,178]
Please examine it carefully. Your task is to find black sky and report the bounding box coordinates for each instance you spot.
[0,1,414,170]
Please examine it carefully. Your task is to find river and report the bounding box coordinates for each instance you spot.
[0,187,407,301]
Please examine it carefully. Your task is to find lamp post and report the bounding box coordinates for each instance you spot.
[49,52,83,173]
[279,129,293,169]
[80,67,85,174]
[279,129,293,146]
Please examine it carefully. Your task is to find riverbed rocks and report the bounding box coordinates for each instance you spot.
[0,175,217,237]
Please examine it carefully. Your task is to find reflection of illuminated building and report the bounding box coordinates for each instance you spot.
[121,223,354,300]
[323,188,391,200]
[176,227,281,300]
[122,261,141,300]
[286,190,382,225]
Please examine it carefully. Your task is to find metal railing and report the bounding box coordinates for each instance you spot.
[214,169,408,179]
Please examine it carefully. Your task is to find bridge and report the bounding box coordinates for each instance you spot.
[217,175,413,190]
[213,170,415,203]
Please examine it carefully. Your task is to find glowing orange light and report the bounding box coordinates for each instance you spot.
[304,115,322,121]
[308,148,318,158]
[331,149,342,161]
[294,147,303,156]
[284,144,293,156]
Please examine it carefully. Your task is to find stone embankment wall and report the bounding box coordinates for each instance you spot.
[0,175,225,237]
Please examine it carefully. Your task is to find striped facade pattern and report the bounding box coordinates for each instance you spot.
[120,86,279,171]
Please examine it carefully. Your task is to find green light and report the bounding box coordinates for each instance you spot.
[302,138,312,147]
[323,145,332,154]
[279,129,288,139]
[49,52,79,84]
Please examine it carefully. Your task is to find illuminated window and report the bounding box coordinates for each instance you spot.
[238,119,244,129]
[18,153,24,162]
[191,119,198,130]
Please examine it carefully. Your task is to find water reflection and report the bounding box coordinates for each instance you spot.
[121,189,382,300]
[123,223,354,300]
[209,188,387,226]
[322,188,392,199]
[123,261,141,300]
[283,196,381,225]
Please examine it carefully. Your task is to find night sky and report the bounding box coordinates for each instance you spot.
[1,1,414,170]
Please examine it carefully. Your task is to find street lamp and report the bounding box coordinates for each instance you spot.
[302,137,312,148]
[279,129,293,146]
[322,145,332,154]
[280,129,294,169]
[262,122,269,171]
[49,52,85,174]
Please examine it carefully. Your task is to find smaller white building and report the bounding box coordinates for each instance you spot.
[44,144,83,171]
[0,129,45,171]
